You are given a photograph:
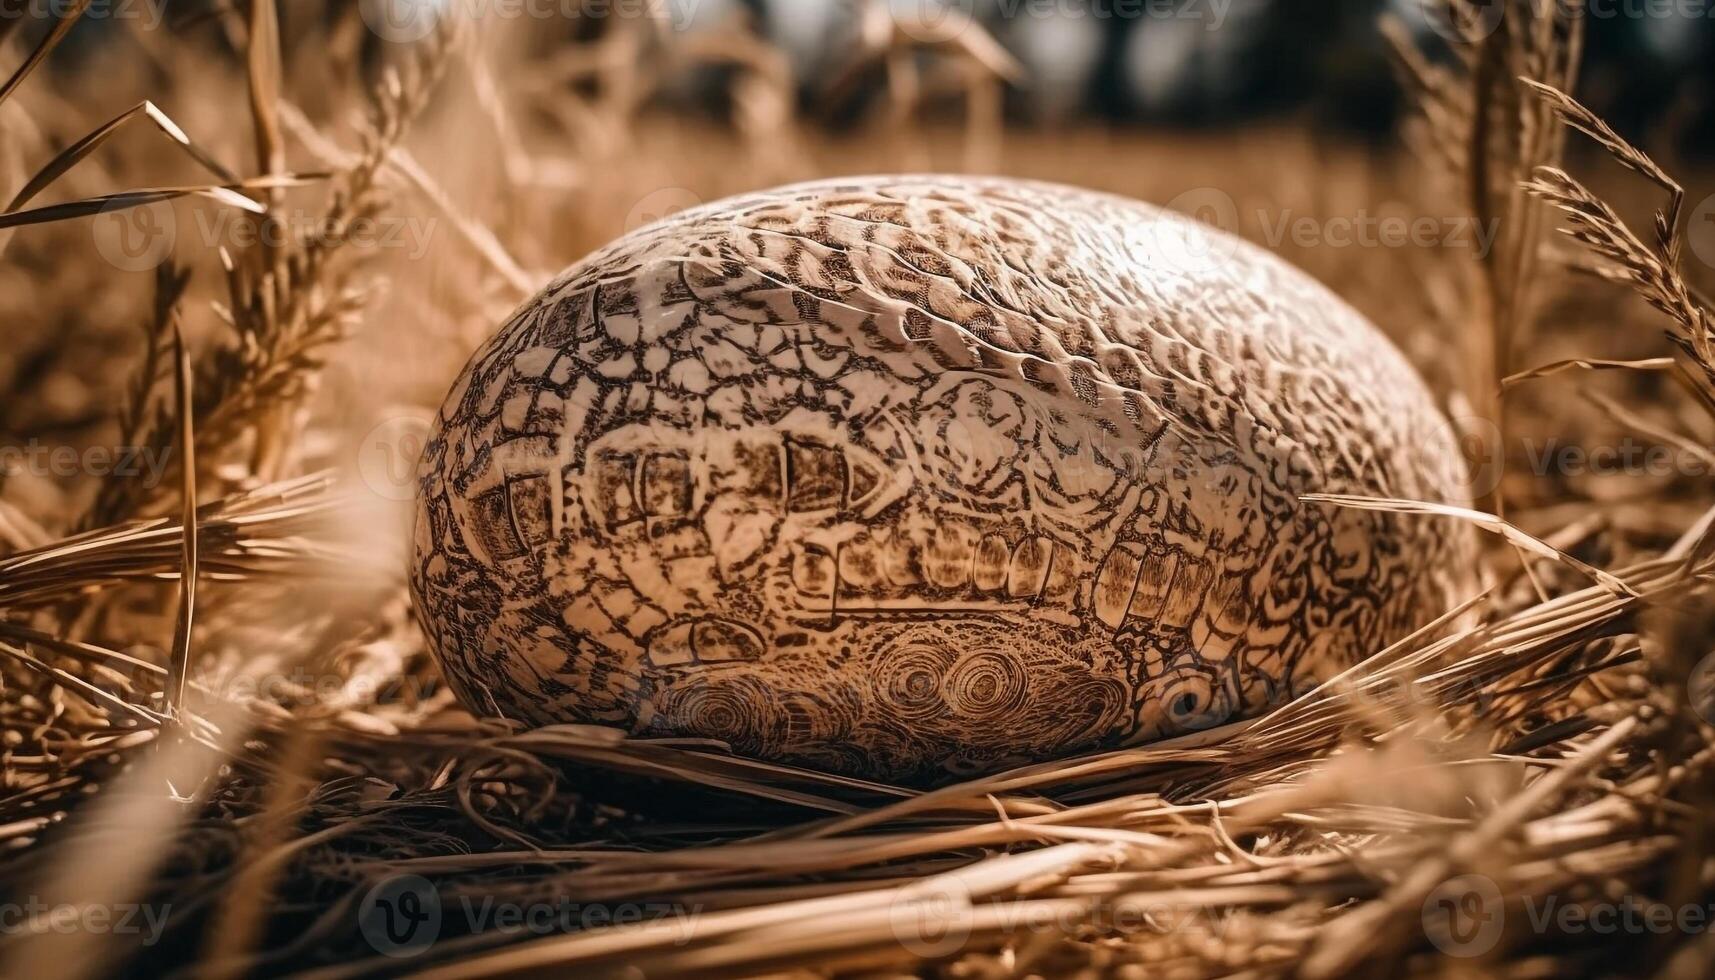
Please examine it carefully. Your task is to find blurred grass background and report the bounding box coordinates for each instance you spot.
[3,1,1715,976]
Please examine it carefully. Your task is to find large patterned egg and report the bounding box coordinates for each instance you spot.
[410,176,1473,784]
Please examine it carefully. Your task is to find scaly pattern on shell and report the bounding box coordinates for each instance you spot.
[410,176,1472,783]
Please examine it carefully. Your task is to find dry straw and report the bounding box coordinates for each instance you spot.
[0,1,1712,977]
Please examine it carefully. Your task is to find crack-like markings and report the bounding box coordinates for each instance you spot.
[409,175,1476,785]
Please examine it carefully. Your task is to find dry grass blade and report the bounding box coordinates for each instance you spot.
[0,174,329,230]
[1502,355,1676,387]
[1303,493,1638,595]
[165,324,198,718]
[396,842,1123,980]
[280,81,538,299]
[83,263,191,529]
[0,639,162,725]
[494,726,910,814]
[0,701,250,980]
[1521,76,1683,259]
[0,473,343,607]
[386,145,540,296]
[0,0,90,109]
[1584,389,1715,473]
[188,22,460,490]
[1302,716,1639,976]
[197,725,321,980]
[1519,77,1715,420]
[244,0,284,276]
[0,621,165,683]
[245,0,284,187]
[3,100,237,214]
[1525,168,1710,348]
[885,4,1022,83]
[1384,1,1585,517]
[2,9,1712,980]
[1378,14,1467,179]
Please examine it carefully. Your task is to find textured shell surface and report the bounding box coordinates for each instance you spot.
[410,175,1473,784]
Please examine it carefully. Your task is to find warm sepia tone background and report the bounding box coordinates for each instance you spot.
[2,1,1715,977]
